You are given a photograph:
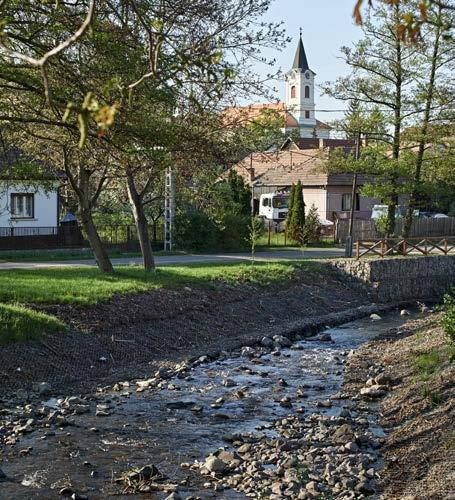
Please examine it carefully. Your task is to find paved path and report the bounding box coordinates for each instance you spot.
[0,248,345,270]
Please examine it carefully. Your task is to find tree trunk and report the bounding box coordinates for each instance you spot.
[126,172,155,271]
[152,220,157,244]
[386,4,403,238]
[403,10,442,238]
[80,209,113,273]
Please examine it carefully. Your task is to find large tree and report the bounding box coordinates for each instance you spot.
[0,0,287,271]
[324,1,421,235]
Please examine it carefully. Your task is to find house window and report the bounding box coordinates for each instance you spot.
[11,193,34,218]
[305,110,310,119]
[342,193,360,211]
[304,85,310,98]
[291,85,296,98]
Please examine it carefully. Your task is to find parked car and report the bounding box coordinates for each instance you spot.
[371,205,403,220]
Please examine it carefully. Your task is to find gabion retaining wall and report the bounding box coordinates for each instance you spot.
[331,255,455,303]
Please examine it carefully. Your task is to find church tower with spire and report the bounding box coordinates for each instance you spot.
[285,33,329,139]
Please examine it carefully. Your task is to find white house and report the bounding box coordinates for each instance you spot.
[0,149,60,236]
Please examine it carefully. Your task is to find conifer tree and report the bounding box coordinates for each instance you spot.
[286,183,296,227]
[303,203,322,244]
[288,180,305,243]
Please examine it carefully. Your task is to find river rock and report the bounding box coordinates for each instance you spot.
[33,382,51,396]
[370,314,382,321]
[344,441,359,452]
[166,401,197,410]
[400,309,410,316]
[360,386,387,398]
[319,333,332,342]
[205,455,227,473]
[165,493,182,500]
[261,337,274,348]
[374,373,391,386]
[241,346,256,357]
[273,335,292,347]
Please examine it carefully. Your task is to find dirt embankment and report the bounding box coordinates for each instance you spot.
[0,266,367,397]
[344,315,455,500]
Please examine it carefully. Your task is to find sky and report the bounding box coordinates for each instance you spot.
[252,0,363,123]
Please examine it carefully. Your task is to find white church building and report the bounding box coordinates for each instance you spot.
[225,34,332,140]
[285,34,330,139]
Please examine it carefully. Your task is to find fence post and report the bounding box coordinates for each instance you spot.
[444,239,448,255]
[268,220,271,246]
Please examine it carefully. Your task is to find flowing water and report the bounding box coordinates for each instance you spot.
[0,310,414,499]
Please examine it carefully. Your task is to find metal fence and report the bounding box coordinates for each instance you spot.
[0,226,58,237]
[97,224,163,249]
[336,217,455,243]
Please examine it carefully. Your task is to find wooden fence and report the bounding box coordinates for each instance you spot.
[355,237,455,259]
[336,217,455,243]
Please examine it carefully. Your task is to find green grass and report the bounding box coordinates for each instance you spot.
[413,349,442,382]
[0,261,303,306]
[0,261,306,344]
[0,303,67,344]
[0,248,183,262]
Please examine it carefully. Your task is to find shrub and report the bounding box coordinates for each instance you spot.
[174,209,219,251]
[217,212,250,251]
[303,203,322,244]
[441,290,455,345]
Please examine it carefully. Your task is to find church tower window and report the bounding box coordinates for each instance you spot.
[305,110,310,119]
[304,85,310,98]
[291,85,296,98]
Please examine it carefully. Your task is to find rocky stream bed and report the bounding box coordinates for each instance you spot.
[0,309,422,499]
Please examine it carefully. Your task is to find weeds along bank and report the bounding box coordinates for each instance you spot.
[343,296,455,500]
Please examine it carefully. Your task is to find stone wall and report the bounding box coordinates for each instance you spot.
[331,255,455,303]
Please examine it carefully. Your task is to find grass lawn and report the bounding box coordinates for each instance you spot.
[0,261,309,343]
[0,303,67,344]
[0,262,303,305]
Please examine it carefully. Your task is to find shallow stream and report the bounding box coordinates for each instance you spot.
[0,310,414,499]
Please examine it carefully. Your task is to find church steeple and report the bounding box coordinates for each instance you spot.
[292,32,310,72]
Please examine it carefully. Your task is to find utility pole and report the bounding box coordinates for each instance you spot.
[164,165,175,251]
[345,131,361,257]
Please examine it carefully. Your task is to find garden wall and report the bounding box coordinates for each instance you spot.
[331,255,455,303]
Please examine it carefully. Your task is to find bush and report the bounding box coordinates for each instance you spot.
[303,204,322,244]
[174,210,219,251]
[217,212,250,251]
[441,290,455,345]
[174,209,250,251]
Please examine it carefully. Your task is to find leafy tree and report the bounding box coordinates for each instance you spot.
[226,171,251,216]
[353,0,455,41]
[247,216,264,263]
[324,2,421,235]
[0,0,287,272]
[402,3,454,235]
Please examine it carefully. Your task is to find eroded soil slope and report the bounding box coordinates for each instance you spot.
[0,265,366,396]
